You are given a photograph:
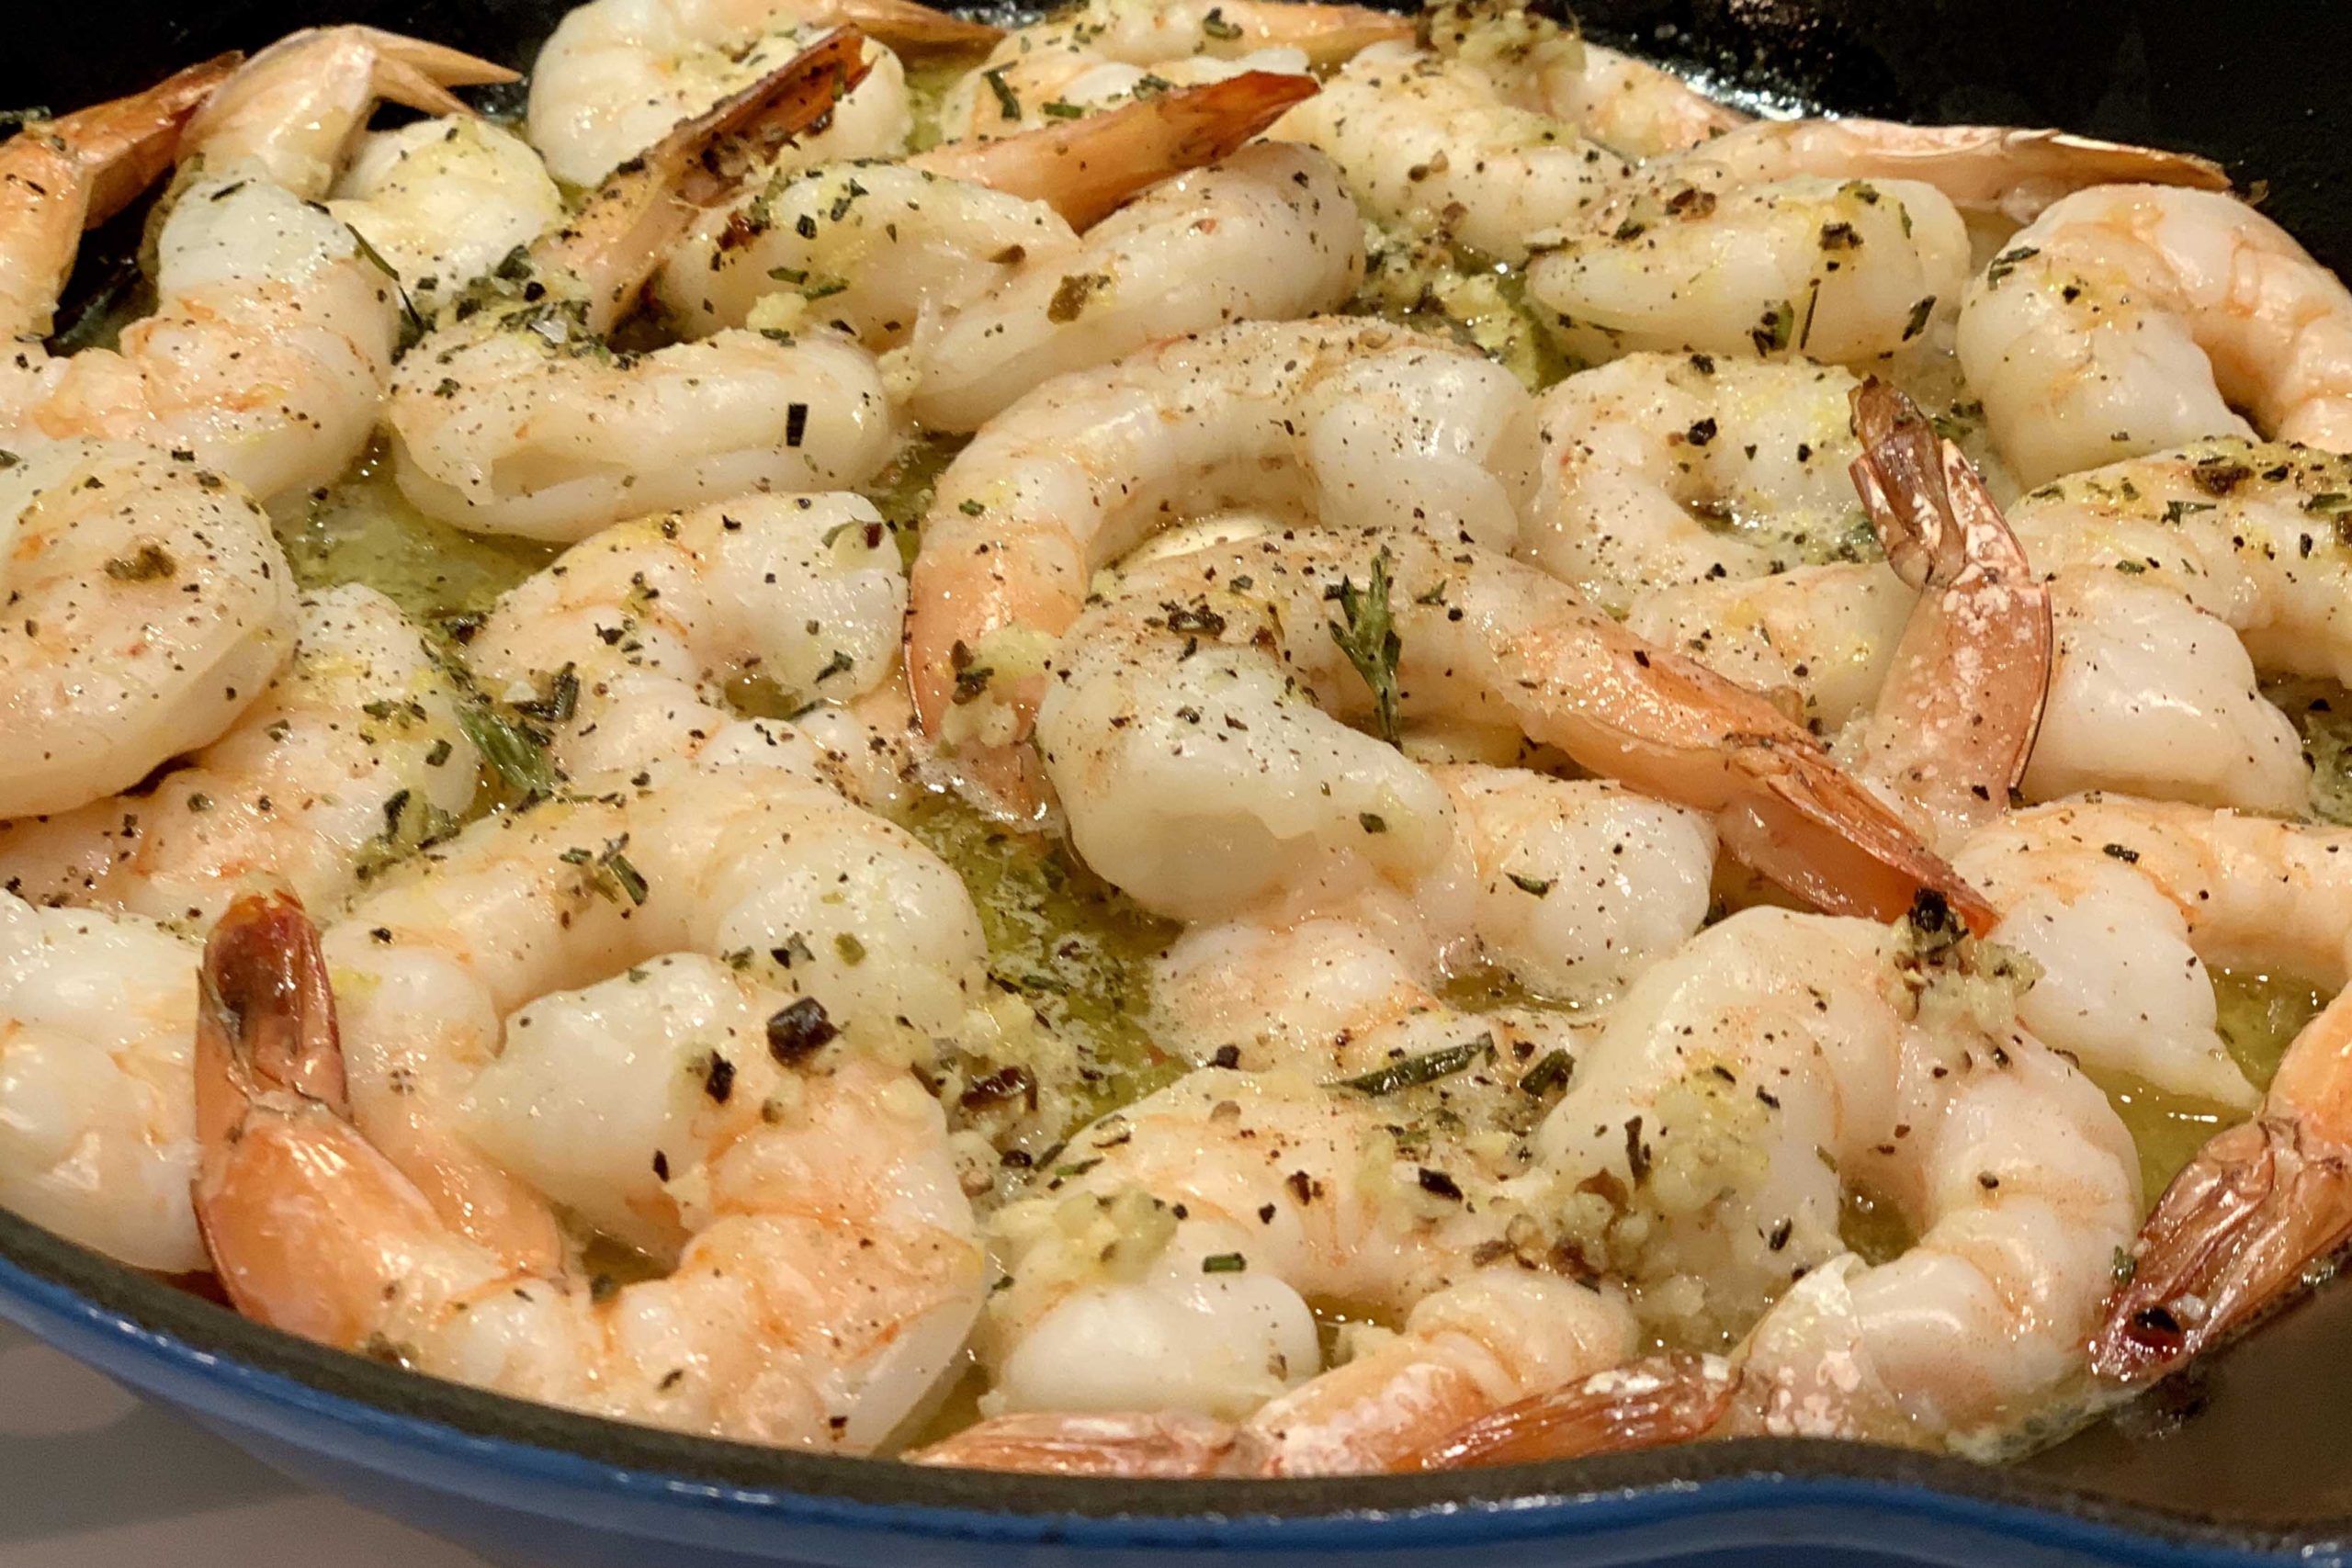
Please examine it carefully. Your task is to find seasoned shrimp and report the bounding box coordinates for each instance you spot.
[389,35,897,541]
[924,1066,1637,1472]
[907,317,1537,804]
[2003,441,2352,813]
[0,57,235,342]
[467,492,910,797]
[527,0,996,186]
[317,761,986,1270]
[0,585,480,927]
[0,894,205,1270]
[326,116,567,317]
[0,441,296,820]
[1525,353,1875,615]
[1036,526,1989,931]
[1960,187,2352,488]
[1951,800,2352,1382]
[1528,120,2221,368]
[195,891,985,1449]
[938,0,1406,142]
[1424,902,2139,1456]
[0,34,498,500]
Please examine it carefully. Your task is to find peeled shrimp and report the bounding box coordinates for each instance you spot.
[526,0,997,186]
[1036,526,1989,932]
[922,1066,1637,1472]
[389,34,897,541]
[906,317,1537,805]
[467,492,910,799]
[315,761,986,1271]
[1430,903,2138,1456]
[326,116,566,318]
[0,441,295,820]
[195,891,985,1449]
[0,584,480,927]
[0,894,205,1270]
[1529,120,2222,367]
[938,0,1406,142]
[0,34,494,500]
[1959,186,2352,488]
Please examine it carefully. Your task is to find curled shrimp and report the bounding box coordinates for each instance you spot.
[1035,525,1991,931]
[0,441,296,820]
[1960,186,2352,489]
[0,584,481,926]
[326,115,567,319]
[194,888,986,1448]
[389,33,898,541]
[527,0,995,186]
[906,317,1537,807]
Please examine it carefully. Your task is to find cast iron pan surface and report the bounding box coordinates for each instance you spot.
[5,0,2352,1547]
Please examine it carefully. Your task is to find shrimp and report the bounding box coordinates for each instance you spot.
[0,35,501,501]
[326,116,567,318]
[906,317,1537,807]
[1524,353,1877,615]
[1157,768,1715,1077]
[178,26,517,198]
[0,57,236,342]
[1268,40,1630,265]
[937,0,1407,142]
[2002,441,2352,814]
[527,0,996,186]
[0,585,481,927]
[1556,44,1744,163]
[314,761,986,1270]
[388,34,897,542]
[194,890,986,1449]
[1952,800,2352,1383]
[1035,526,1990,932]
[918,1066,1637,1473]
[0,441,296,820]
[1421,902,2139,1457]
[1959,186,2352,489]
[0,893,206,1271]
[467,491,910,799]
[1527,120,2222,368]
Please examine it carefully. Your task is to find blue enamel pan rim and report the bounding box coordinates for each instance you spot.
[0,1206,2342,1562]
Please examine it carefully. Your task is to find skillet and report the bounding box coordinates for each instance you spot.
[1,1,2348,1561]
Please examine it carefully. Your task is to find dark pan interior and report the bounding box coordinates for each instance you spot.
[6,0,2352,1541]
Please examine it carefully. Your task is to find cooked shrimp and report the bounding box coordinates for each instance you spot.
[316,761,986,1269]
[194,890,985,1448]
[926,1066,1637,1471]
[467,491,909,798]
[1525,353,1875,615]
[0,57,235,342]
[1957,800,2352,1382]
[1959,186,2352,488]
[1036,526,1990,931]
[527,0,995,186]
[1528,120,2221,368]
[938,0,1406,142]
[389,34,897,541]
[1426,902,2138,1454]
[1558,43,1744,162]
[1269,40,1629,265]
[658,72,1320,348]
[907,317,1537,806]
[2003,441,2352,812]
[0,585,480,927]
[917,1268,1635,1475]
[0,36,496,500]
[326,116,567,317]
[0,441,296,820]
[0,893,205,1270]
[178,26,516,197]
[1158,768,1714,1077]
